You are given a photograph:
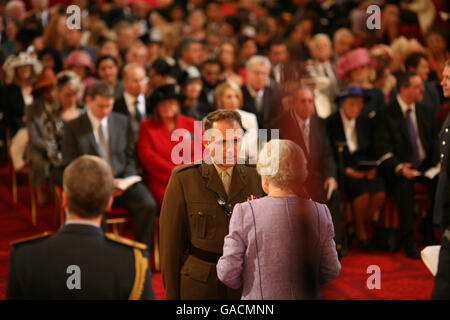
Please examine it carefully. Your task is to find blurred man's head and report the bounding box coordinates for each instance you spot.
[397,72,424,104]
[125,41,148,68]
[122,63,147,97]
[246,55,271,92]
[268,37,290,66]
[63,155,114,219]
[333,28,354,58]
[309,33,332,63]
[405,52,430,82]
[293,86,315,120]
[200,59,221,87]
[180,38,203,66]
[86,81,115,119]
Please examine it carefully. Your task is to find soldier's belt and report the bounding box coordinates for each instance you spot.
[189,245,222,263]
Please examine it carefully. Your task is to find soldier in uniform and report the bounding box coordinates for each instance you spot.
[7,155,154,300]
[160,110,264,300]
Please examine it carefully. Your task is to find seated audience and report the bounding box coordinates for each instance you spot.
[61,81,157,249]
[180,66,204,120]
[63,50,97,103]
[7,155,154,300]
[96,55,124,100]
[217,139,341,299]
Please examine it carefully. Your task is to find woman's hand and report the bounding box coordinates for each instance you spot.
[366,168,377,180]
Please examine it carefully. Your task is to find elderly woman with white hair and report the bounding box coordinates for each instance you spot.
[217,139,341,300]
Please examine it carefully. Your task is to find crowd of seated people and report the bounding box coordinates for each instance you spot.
[0,1,450,300]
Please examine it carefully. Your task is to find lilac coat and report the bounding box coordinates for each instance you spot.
[217,196,341,300]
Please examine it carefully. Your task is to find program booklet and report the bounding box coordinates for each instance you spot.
[116,175,142,191]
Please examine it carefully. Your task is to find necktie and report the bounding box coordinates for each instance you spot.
[406,108,421,168]
[97,122,111,166]
[302,122,310,154]
[255,90,264,113]
[134,100,143,122]
[221,170,231,196]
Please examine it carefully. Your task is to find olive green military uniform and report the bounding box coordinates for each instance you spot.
[160,159,264,300]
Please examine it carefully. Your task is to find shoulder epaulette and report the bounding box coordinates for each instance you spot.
[174,161,202,174]
[105,233,148,250]
[10,232,53,246]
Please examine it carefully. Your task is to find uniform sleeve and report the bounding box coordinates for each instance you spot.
[318,204,341,284]
[217,202,246,289]
[159,170,188,300]
[432,234,450,299]
[6,247,22,300]
[140,250,155,300]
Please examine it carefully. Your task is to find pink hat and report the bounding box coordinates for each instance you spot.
[63,50,95,74]
[336,48,374,80]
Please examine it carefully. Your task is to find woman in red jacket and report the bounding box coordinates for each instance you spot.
[137,84,203,209]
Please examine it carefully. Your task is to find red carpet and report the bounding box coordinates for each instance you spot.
[0,162,436,300]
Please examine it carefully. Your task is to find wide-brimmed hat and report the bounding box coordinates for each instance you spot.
[2,52,43,81]
[335,85,365,104]
[336,48,375,80]
[63,50,95,73]
[148,84,183,108]
[32,68,56,93]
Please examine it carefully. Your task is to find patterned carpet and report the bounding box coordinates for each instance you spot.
[0,162,436,300]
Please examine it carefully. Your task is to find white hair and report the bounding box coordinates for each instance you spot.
[333,28,354,43]
[56,70,81,92]
[257,139,307,187]
[309,33,332,51]
[246,55,271,72]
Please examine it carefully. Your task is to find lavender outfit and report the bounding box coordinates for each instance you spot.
[217,196,341,300]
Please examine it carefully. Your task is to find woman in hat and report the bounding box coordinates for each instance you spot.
[63,50,96,103]
[25,68,57,205]
[215,80,259,161]
[2,52,42,136]
[336,48,385,119]
[327,86,386,250]
[137,84,203,209]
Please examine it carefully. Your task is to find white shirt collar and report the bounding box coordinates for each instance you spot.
[339,108,356,129]
[124,92,145,117]
[87,109,108,131]
[246,84,264,98]
[65,220,101,228]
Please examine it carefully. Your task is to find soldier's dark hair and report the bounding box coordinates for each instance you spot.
[396,71,418,92]
[86,80,115,99]
[63,155,114,219]
[202,110,243,132]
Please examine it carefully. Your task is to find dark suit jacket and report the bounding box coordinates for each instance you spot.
[113,95,151,141]
[432,228,450,299]
[241,85,280,129]
[271,110,337,200]
[327,112,378,176]
[2,84,25,135]
[374,98,439,176]
[61,112,139,183]
[7,224,153,300]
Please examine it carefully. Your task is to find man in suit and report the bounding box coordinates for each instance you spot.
[113,63,150,141]
[7,155,153,300]
[374,72,440,258]
[62,81,157,250]
[241,55,280,129]
[432,60,450,299]
[270,86,344,259]
[172,38,203,82]
[198,59,221,117]
[159,110,264,300]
